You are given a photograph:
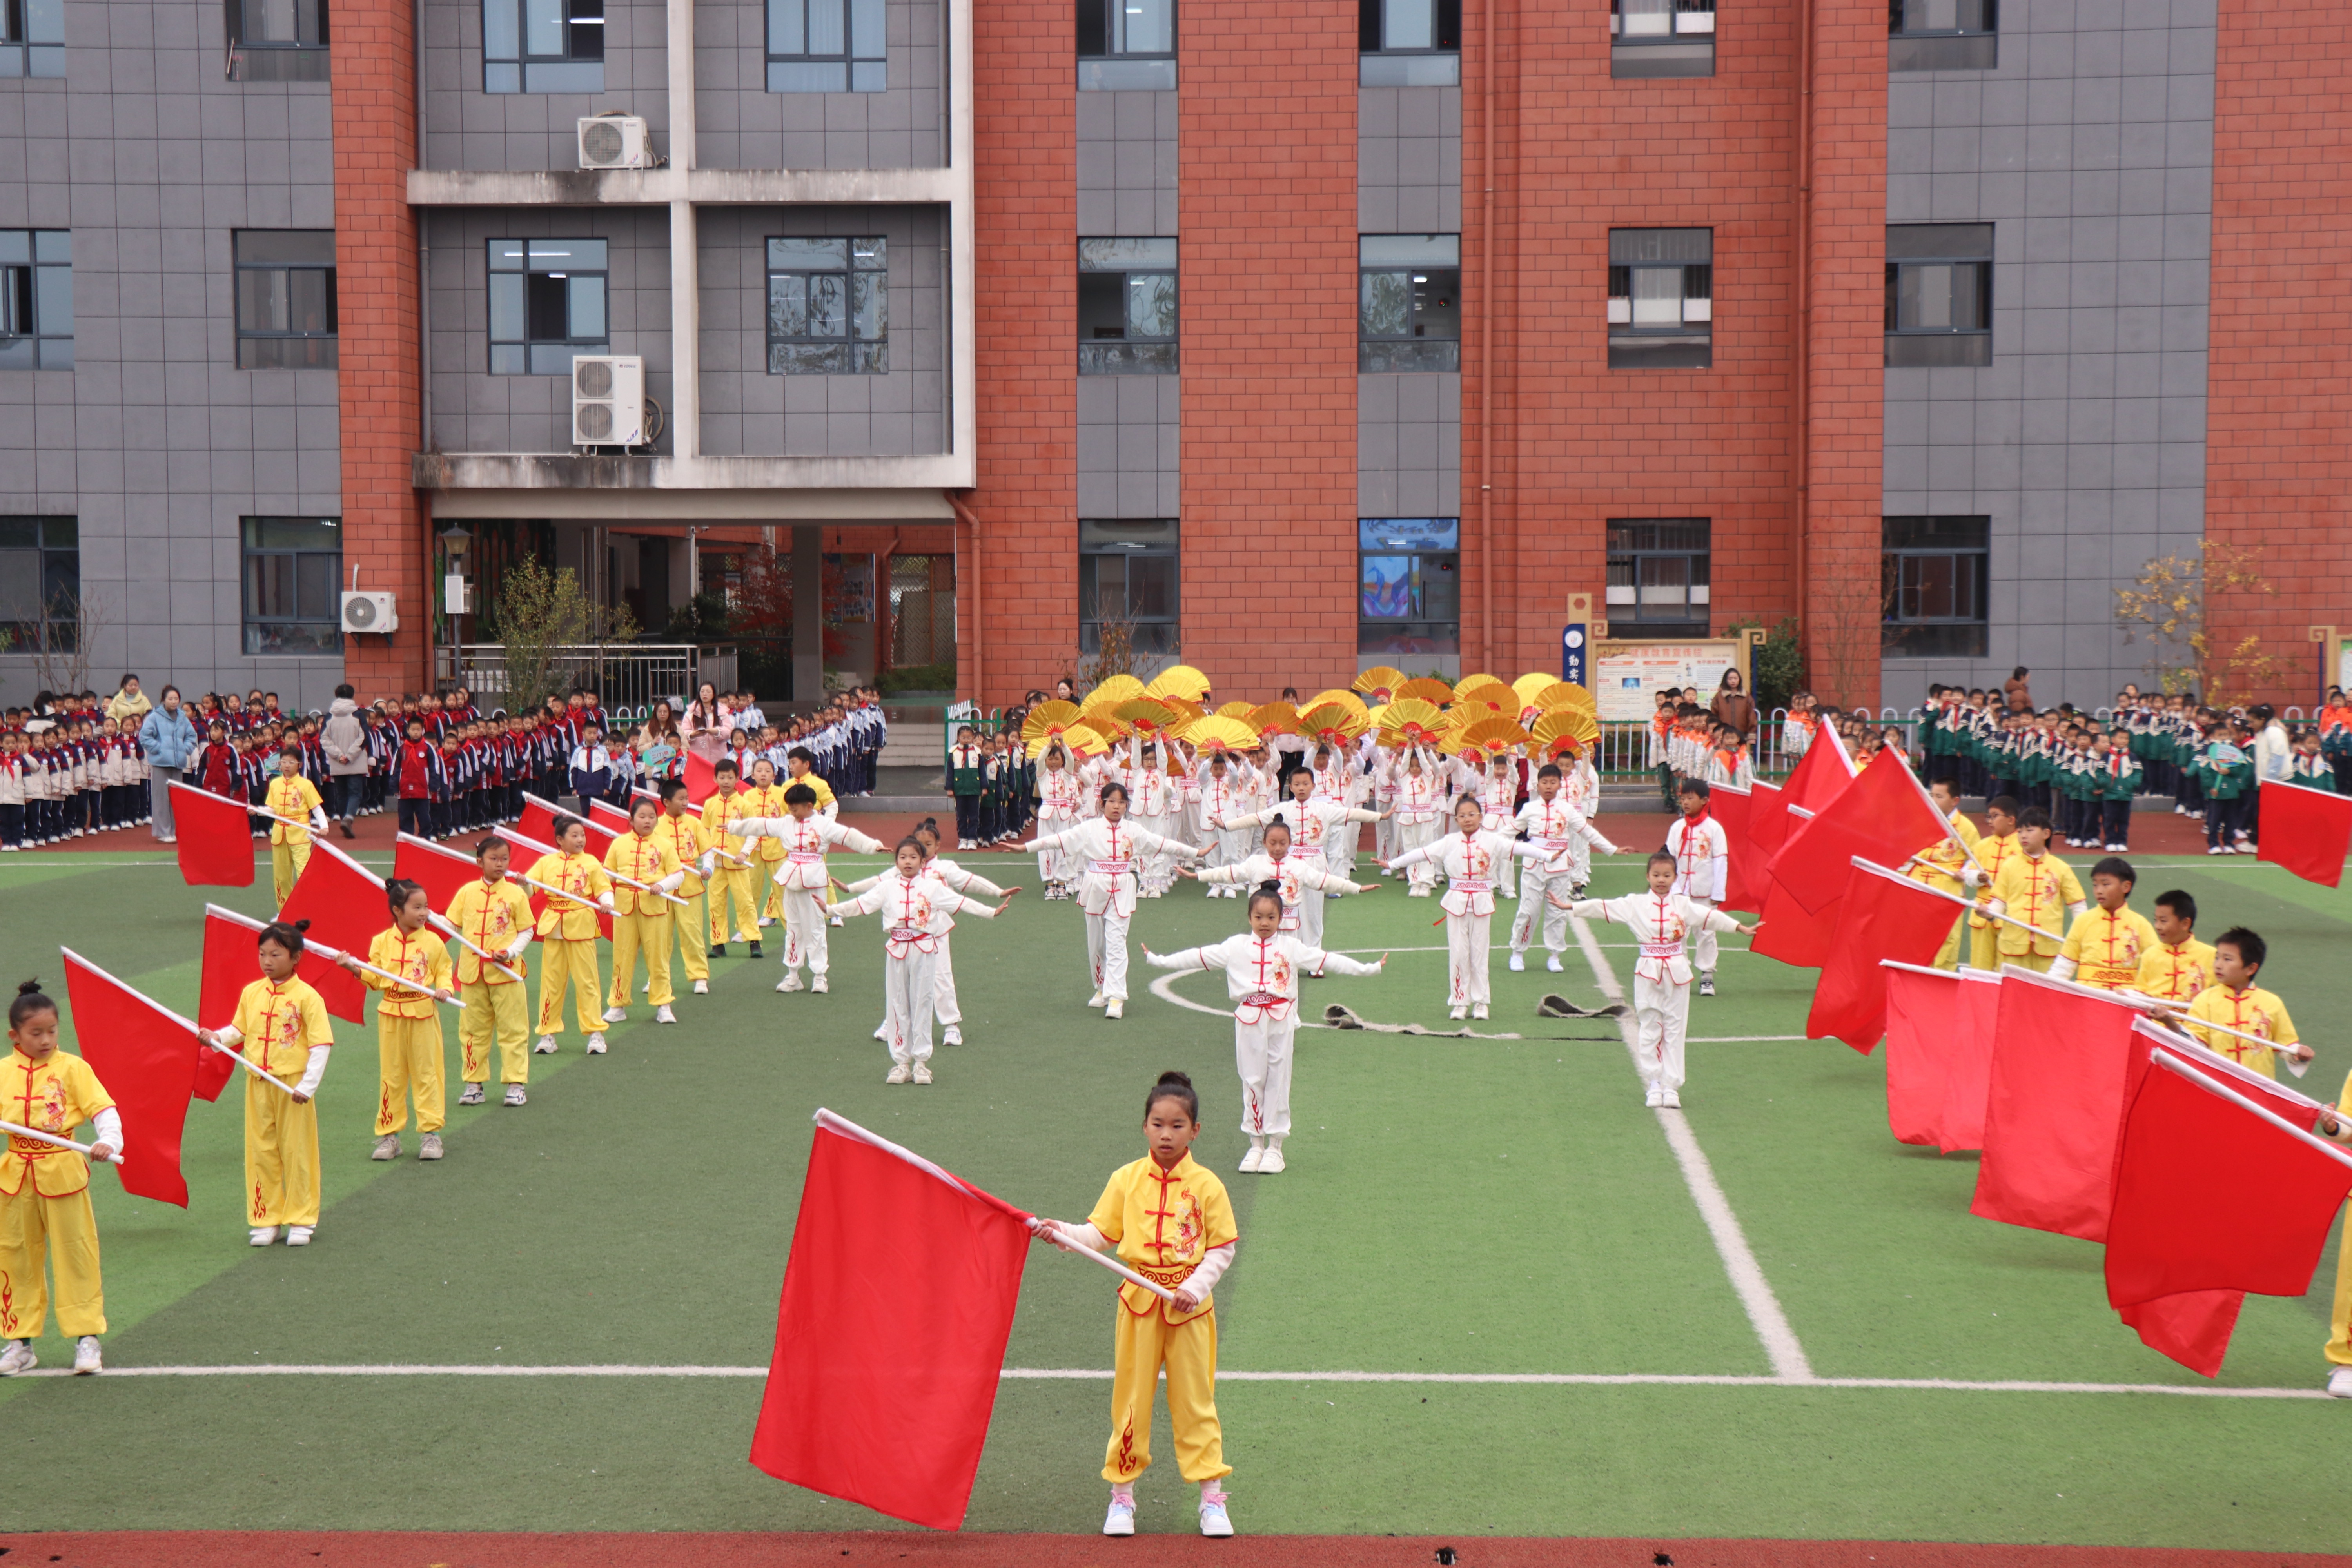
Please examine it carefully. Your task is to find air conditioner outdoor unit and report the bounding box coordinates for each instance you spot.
[572,354,646,447]
[341,591,399,635]
[577,113,652,170]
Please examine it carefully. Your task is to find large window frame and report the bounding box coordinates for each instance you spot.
[1078,238,1176,376]
[1607,228,1711,370]
[1076,0,1172,89]
[1610,0,1713,78]
[1889,0,1994,70]
[0,0,63,78]
[1606,519,1711,637]
[1359,0,1458,85]
[1080,520,1180,658]
[235,230,338,370]
[1886,223,1993,368]
[1358,518,1461,660]
[0,230,71,370]
[1360,234,1459,373]
[483,0,603,94]
[489,238,609,377]
[228,0,329,80]
[768,0,884,92]
[241,516,345,656]
[0,517,78,653]
[766,236,887,375]
[1881,515,1989,659]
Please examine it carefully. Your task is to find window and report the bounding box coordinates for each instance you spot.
[235,231,337,369]
[0,518,77,652]
[1882,515,1988,658]
[1076,0,1172,89]
[489,239,608,376]
[768,0,883,92]
[0,0,63,76]
[1606,519,1710,636]
[1886,223,1992,367]
[0,231,68,370]
[1359,518,1460,658]
[1607,229,1710,370]
[241,517,344,655]
[1360,235,1459,373]
[1080,521,1179,657]
[1078,238,1176,376]
[483,0,602,94]
[228,0,329,80]
[1611,0,1712,78]
[1359,0,1457,85]
[1889,0,1994,70]
[767,237,887,374]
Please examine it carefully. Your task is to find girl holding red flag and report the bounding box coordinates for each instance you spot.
[199,919,335,1247]
[341,879,457,1162]
[0,978,122,1376]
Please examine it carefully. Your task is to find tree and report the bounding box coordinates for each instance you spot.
[488,557,640,715]
[1077,609,1140,689]
[2113,542,2286,705]
[28,587,106,701]
[1725,615,1804,713]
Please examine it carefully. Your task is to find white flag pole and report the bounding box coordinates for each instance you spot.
[0,1118,123,1164]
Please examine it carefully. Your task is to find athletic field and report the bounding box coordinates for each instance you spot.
[0,829,2347,1561]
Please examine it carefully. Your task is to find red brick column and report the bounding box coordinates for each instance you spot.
[332,0,428,698]
[2204,0,2352,706]
[966,0,1078,708]
[1179,0,1357,699]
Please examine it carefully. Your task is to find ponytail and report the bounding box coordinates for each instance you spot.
[9,978,56,1029]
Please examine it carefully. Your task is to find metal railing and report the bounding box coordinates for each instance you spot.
[437,643,700,717]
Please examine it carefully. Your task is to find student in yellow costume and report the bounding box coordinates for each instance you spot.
[1906,774,1982,970]
[0,978,122,1377]
[264,746,326,908]
[653,779,716,995]
[1965,795,2024,971]
[527,816,616,1056]
[341,878,455,1163]
[2049,856,2158,991]
[445,837,537,1106]
[704,760,764,957]
[2315,1068,2352,1398]
[1969,805,2084,973]
[738,759,789,940]
[604,796,685,1025]
[1034,1070,1239,1540]
[2133,888,2215,1003]
[2181,927,2308,1081]
[200,918,334,1247]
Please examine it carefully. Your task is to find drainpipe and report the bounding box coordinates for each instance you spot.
[1793,0,1815,651]
[1478,0,1495,673]
[948,492,981,706]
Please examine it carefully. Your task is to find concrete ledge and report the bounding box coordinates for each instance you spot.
[408,166,962,209]
[413,451,975,494]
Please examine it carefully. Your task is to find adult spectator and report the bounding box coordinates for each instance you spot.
[138,686,198,844]
[320,683,370,840]
[2003,666,2033,713]
[105,675,151,726]
[1709,669,1755,740]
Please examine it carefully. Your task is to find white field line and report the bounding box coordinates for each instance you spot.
[18,1364,2327,1399]
[1570,913,1815,1382]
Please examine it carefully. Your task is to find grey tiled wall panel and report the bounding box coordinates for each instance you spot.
[1074,90,1176,238]
[1359,372,1460,518]
[425,207,676,455]
[424,0,670,172]
[698,205,947,456]
[0,15,346,712]
[1076,373,1178,518]
[1359,84,1460,236]
[1880,0,2216,713]
[697,0,945,171]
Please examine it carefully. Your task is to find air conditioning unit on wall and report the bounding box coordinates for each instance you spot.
[341,592,398,635]
[577,113,653,169]
[572,355,647,447]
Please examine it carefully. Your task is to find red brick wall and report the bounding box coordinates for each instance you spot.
[964,0,1079,708]
[1178,0,1359,699]
[332,0,428,699]
[2204,0,2352,706]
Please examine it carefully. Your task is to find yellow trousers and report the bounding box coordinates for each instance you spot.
[1969,923,1999,971]
[246,1074,320,1228]
[374,1013,446,1136]
[710,866,760,945]
[0,1184,104,1338]
[1104,1306,1227,1485]
[461,981,531,1083]
[2002,949,2054,975]
[2324,1205,2352,1367]
[673,893,709,982]
[537,938,604,1036]
[1932,913,1965,971]
[271,840,312,907]
[609,910,674,1008]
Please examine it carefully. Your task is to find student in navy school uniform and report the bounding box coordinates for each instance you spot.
[569,722,617,814]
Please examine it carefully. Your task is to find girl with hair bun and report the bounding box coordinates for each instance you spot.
[1031,1070,1240,1539]
[0,978,123,1376]
[197,918,336,1246]
[338,878,456,1163]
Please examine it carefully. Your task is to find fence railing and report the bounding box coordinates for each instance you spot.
[437,643,701,719]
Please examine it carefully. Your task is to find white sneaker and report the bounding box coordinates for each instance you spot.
[460,1083,486,1105]
[370,1133,400,1161]
[1644,1086,1664,1109]
[2236,842,2256,854]
[811,975,829,993]
[1662,1089,1682,1109]
[585,1033,608,1054]
[250,1226,278,1246]
[2328,1366,2352,1397]
[886,1062,913,1084]
[757,916,775,927]
[1198,1494,1234,1537]
[533,1035,558,1054]
[1207,887,1221,899]
[1546,954,1564,973]
[1448,1005,1467,1021]
[1471,1003,1489,1020]
[912,1062,933,1085]
[1698,974,1716,997]
[692,980,708,994]
[285,1225,314,1246]
[419,1133,444,1161]
[2209,845,2227,855]
[779,973,804,993]
[603,1006,628,1023]
[0,1341,36,1376]
[1103,1497,1137,1537]
[1258,1144,1285,1174]
[828,914,844,927]
[504,1083,528,1107]
[1105,999,1124,1019]
[655,1005,677,1024]
[1088,991,1107,1008]
[942,1026,963,1046]
[72,1336,101,1375]
[1508,953,1526,971]
[1239,1142,1265,1173]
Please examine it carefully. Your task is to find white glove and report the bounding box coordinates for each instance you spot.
[503,933,533,959]
[698,851,716,879]
[308,808,328,835]
[654,871,685,894]
[598,892,617,912]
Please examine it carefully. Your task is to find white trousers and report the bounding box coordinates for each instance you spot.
[1397,818,1439,891]
[1510,866,1570,955]
[1235,1013,1299,1140]
[1632,971,1691,1092]
[780,885,830,976]
[1446,910,1492,1007]
[1298,885,1328,948]
[1323,822,1357,881]
[1686,897,1719,972]
[882,947,940,1063]
[1565,835,1592,887]
[1038,835,1073,886]
[1085,907,1132,1000]
[1212,827,1254,887]
[1132,811,1170,890]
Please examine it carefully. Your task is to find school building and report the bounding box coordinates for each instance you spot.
[1,0,2345,715]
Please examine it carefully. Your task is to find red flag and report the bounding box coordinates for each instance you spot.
[2106,1035,2352,1375]
[1751,869,1840,969]
[195,905,276,1101]
[685,748,718,806]
[525,791,616,855]
[1971,969,2141,1241]
[1780,724,1859,813]
[1884,964,2000,1152]
[275,840,386,1022]
[1805,861,1968,1052]
[394,833,482,912]
[751,1112,1031,1531]
[59,949,201,1208]
[589,798,640,840]
[2255,780,2352,888]
[1710,785,1760,913]
[1747,780,1791,866]
[1768,749,1951,916]
[168,781,258,888]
